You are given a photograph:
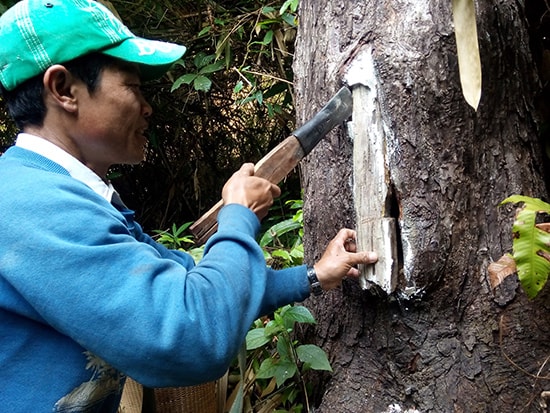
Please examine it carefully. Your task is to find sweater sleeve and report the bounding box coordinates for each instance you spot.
[0,173,310,387]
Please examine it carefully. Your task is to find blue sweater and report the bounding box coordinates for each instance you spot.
[0,146,310,413]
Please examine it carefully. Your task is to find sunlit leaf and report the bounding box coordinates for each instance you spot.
[233,81,244,94]
[502,195,550,298]
[280,0,299,15]
[271,249,291,262]
[290,244,303,260]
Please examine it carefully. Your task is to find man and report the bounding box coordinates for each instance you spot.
[0,1,378,412]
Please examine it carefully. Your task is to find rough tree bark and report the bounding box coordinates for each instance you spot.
[294,1,550,412]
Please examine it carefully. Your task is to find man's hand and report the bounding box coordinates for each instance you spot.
[314,228,378,291]
[222,163,281,221]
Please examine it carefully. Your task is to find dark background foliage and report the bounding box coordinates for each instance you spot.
[0,0,300,232]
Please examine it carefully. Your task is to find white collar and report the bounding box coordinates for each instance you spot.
[15,133,116,203]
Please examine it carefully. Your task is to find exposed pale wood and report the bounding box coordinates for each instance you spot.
[190,136,305,244]
[349,57,398,294]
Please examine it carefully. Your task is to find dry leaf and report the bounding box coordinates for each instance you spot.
[536,222,550,233]
[452,0,482,110]
[488,254,517,289]
[537,249,550,262]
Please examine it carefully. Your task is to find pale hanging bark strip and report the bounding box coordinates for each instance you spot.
[452,0,482,111]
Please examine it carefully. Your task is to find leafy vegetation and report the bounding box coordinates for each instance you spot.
[260,198,304,268]
[152,222,205,263]
[490,195,550,299]
[117,0,300,232]
[228,304,330,412]
[154,194,330,412]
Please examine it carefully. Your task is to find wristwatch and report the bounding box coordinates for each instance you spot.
[306,265,323,296]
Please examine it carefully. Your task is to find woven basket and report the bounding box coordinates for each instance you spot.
[119,375,227,413]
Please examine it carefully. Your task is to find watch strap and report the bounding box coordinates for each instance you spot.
[306,265,323,296]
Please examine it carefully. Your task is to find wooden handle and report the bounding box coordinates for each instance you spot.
[190,136,306,245]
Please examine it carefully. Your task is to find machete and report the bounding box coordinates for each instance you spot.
[190,86,353,245]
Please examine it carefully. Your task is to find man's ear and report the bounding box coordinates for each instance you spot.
[42,65,79,113]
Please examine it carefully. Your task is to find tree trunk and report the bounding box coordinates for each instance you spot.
[293,1,550,411]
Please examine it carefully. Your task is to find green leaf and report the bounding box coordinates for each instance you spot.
[256,358,297,387]
[501,195,550,211]
[296,344,332,372]
[266,103,275,117]
[233,80,244,94]
[260,219,303,247]
[193,75,212,92]
[198,26,211,37]
[280,0,299,14]
[246,328,271,350]
[276,334,292,361]
[264,82,288,99]
[262,30,274,45]
[215,36,229,61]
[187,246,204,264]
[171,74,197,92]
[193,52,215,69]
[199,61,225,74]
[262,249,272,261]
[280,305,316,325]
[290,244,304,261]
[254,90,264,105]
[281,12,297,27]
[261,6,277,14]
[501,195,550,298]
[271,249,291,262]
[264,319,285,337]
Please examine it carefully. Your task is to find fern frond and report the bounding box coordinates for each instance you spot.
[502,195,550,299]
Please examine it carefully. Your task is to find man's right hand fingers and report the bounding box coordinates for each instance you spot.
[236,163,255,176]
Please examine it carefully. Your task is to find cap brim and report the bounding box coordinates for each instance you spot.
[101,37,186,81]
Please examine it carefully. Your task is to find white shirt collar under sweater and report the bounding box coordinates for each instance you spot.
[15,133,117,203]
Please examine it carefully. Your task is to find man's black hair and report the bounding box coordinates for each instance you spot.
[0,53,119,130]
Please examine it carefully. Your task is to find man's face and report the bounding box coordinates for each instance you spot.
[74,63,152,177]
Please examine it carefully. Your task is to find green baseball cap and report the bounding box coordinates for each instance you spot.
[0,0,187,91]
